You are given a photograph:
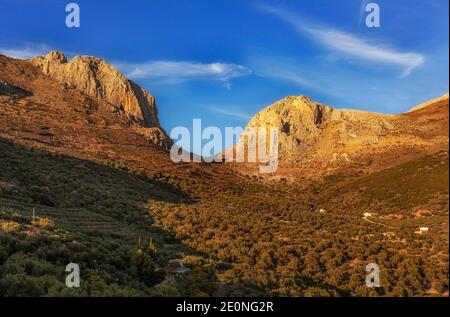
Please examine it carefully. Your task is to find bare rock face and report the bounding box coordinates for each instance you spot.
[30,51,159,128]
[30,51,172,149]
[242,95,397,162]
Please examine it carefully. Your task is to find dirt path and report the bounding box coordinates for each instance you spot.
[363,216,394,228]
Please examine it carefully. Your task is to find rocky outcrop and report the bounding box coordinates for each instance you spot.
[30,51,160,128]
[30,51,171,149]
[240,95,397,162]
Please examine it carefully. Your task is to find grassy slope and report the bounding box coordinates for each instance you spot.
[0,138,208,296]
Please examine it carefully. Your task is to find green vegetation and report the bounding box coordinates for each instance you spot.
[148,152,449,296]
[0,138,448,296]
[0,139,185,296]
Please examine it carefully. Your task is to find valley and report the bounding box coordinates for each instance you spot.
[0,52,448,297]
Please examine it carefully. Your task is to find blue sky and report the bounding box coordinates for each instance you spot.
[0,0,448,152]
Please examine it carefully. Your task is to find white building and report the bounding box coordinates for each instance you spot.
[415,227,429,234]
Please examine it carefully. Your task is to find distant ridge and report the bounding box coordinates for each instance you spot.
[232,94,449,165]
[407,93,449,113]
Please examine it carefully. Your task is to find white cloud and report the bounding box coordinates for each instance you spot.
[206,106,252,120]
[305,29,424,77]
[0,44,252,85]
[114,60,252,84]
[256,65,315,89]
[258,5,425,77]
[0,44,52,60]
[248,51,331,95]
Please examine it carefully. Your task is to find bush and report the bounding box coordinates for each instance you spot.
[151,283,181,297]
[34,217,55,230]
[0,274,44,297]
[0,221,21,233]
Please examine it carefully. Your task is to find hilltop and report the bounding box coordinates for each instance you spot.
[229,93,448,179]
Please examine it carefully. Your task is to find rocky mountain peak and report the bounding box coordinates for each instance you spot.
[45,50,68,63]
[242,95,398,162]
[30,51,160,129]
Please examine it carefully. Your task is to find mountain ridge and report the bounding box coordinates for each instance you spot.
[30,51,157,126]
[234,93,448,166]
[28,51,171,149]
[407,93,449,113]
[0,51,448,297]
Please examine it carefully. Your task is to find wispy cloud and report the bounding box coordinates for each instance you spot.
[254,62,317,90]
[114,60,252,84]
[206,105,252,120]
[247,50,331,95]
[258,5,425,77]
[0,44,52,59]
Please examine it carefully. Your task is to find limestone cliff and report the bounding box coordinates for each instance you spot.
[30,51,160,128]
[30,51,171,149]
[241,95,397,162]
